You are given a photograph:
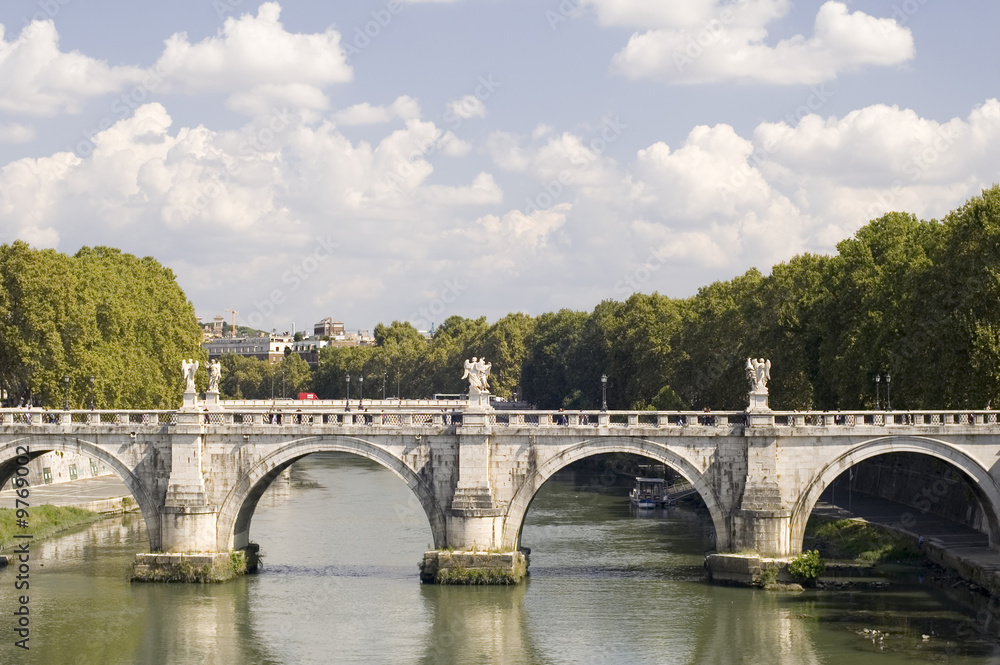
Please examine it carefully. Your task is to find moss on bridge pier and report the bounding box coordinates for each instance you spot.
[131,549,253,583]
[419,550,528,585]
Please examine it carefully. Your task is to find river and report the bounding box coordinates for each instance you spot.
[3,452,1000,664]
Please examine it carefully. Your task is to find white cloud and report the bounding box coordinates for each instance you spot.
[332,96,422,126]
[445,95,486,121]
[0,123,36,144]
[531,124,554,140]
[422,172,503,206]
[154,2,351,112]
[0,150,79,247]
[751,98,1000,242]
[227,83,331,116]
[582,0,718,29]
[608,1,914,84]
[0,20,143,116]
[753,101,998,186]
[4,91,999,332]
[0,103,503,258]
[439,132,472,157]
[629,123,807,267]
[468,203,571,271]
[486,127,623,195]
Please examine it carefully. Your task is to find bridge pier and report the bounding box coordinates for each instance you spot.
[421,424,530,583]
[727,431,792,558]
[730,509,792,557]
[135,419,240,580]
[160,426,219,552]
[447,430,504,549]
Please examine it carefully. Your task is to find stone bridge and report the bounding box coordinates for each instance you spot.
[3,401,1000,569]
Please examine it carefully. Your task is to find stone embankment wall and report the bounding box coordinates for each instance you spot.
[6,451,112,490]
[846,452,986,532]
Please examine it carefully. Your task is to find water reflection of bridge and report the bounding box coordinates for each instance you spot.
[3,403,1000,575]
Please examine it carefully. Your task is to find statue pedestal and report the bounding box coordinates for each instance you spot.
[747,390,772,426]
[466,391,492,411]
[747,389,769,413]
[181,390,199,412]
[204,391,223,412]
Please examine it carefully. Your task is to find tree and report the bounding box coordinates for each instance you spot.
[924,186,1000,407]
[522,309,588,408]
[479,313,535,399]
[0,242,203,409]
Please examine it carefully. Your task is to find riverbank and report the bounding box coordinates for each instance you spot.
[0,475,141,561]
[811,494,1000,597]
[805,515,922,563]
[0,505,103,552]
[707,501,1000,598]
[708,513,981,589]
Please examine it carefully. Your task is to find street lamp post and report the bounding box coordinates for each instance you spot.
[89,375,95,410]
[63,375,69,411]
[346,375,351,410]
[886,374,892,410]
[601,374,608,412]
[359,375,364,402]
[382,373,386,400]
[875,374,881,410]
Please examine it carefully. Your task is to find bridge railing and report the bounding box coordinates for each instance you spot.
[484,411,749,428]
[0,409,177,426]
[768,411,1000,427]
[3,408,1000,430]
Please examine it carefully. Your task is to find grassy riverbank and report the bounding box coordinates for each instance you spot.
[0,506,103,551]
[804,516,922,563]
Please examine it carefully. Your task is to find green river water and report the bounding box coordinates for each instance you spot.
[2,452,999,664]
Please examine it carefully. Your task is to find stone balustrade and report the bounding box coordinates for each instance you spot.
[0,403,1000,433]
[2,407,999,431]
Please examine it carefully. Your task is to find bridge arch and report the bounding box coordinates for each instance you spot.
[0,436,162,550]
[501,437,728,552]
[215,435,447,552]
[789,435,1000,555]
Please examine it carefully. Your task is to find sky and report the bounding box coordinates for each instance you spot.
[0,0,998,335]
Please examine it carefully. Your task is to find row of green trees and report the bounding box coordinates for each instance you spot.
[0,243,204,408]
[308,186,1000,411]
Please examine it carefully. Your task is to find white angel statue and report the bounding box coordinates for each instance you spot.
[746,358,771,392]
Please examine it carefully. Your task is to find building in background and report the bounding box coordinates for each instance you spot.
[314,317,345,338]
[200,315,375,364]
[203,335,294,363]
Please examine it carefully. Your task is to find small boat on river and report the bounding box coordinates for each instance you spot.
[629,477,667,508]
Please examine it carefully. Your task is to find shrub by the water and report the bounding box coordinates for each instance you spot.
[788,550,825,584]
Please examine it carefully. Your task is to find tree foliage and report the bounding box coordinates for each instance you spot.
[0,242,203,408]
